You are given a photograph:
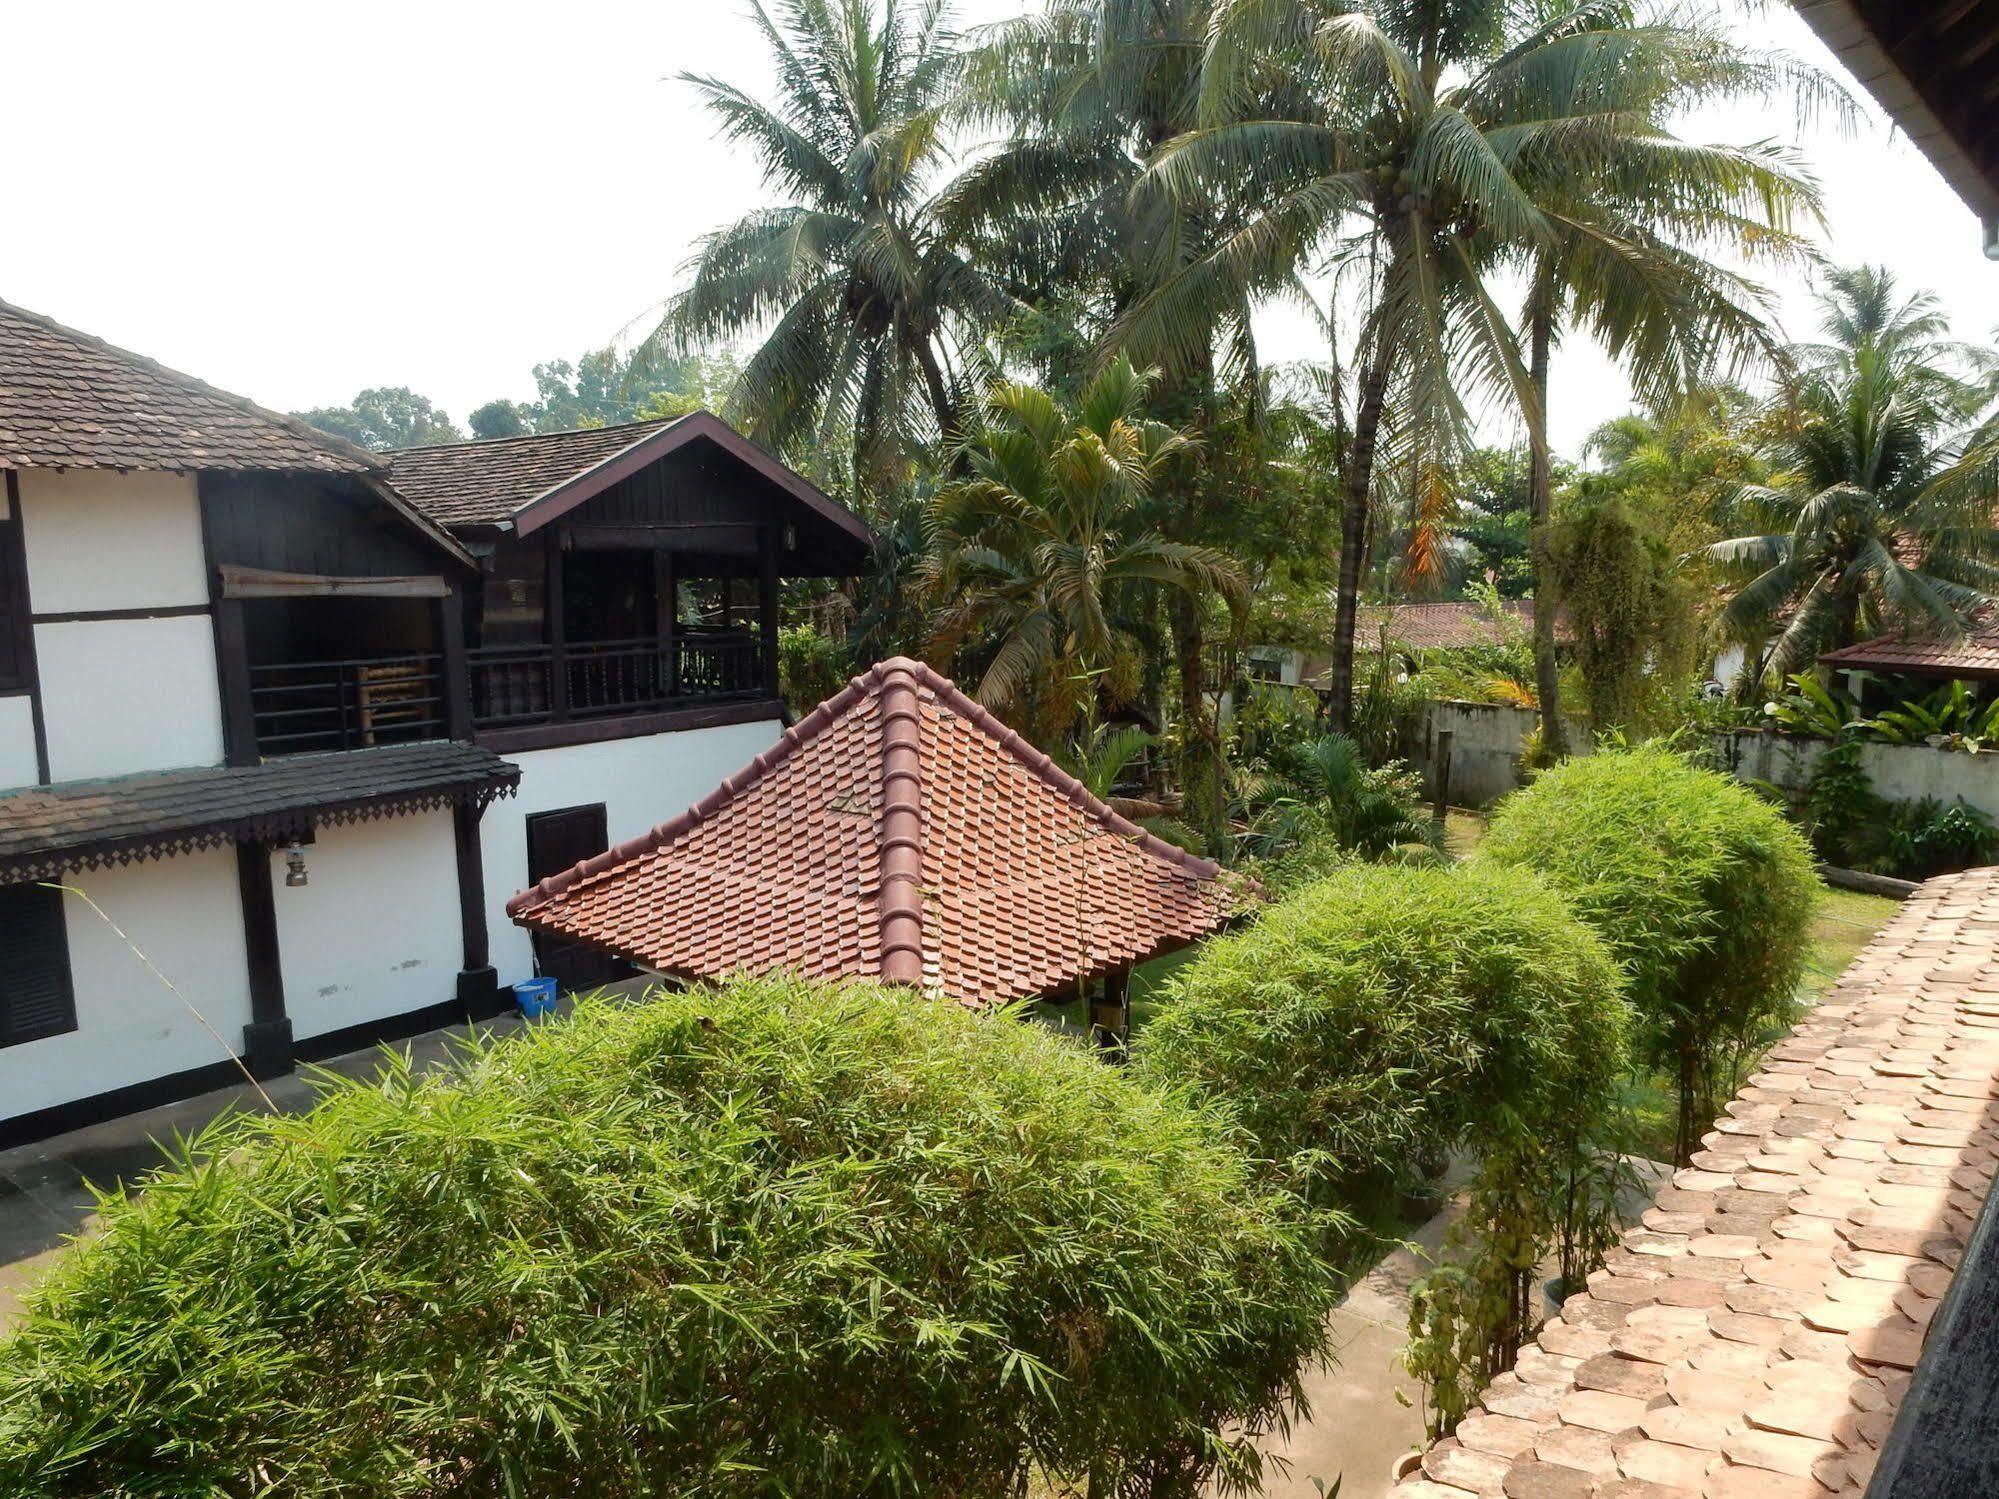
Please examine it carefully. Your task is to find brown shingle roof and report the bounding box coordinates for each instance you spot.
[0,299,377,475]
[1359,600,1554,651]
[508,657,1250,1007]
[1395,865,1999,1499]
[385,418,681,528]
[1820,627,1999,680]
[0,743,519,884]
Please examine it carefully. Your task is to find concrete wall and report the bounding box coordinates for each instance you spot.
[1,847,254,1124]
[481,717,786,983]
[14,469,224,782]
[273,808,464,1043]
[0,695,36,792]
[1402,699,1593,807]
[1711,730,1999,823]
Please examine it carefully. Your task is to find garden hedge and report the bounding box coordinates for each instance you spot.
[1479,744,1818,1162]
[0,978,1340,1497]
[1136,861,1630,1255]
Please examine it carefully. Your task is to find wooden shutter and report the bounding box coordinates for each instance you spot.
[0,883,77,1046]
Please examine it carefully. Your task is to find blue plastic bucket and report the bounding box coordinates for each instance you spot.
[513,977,560,1018]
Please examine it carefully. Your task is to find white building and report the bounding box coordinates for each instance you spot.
[0,302,868,1143]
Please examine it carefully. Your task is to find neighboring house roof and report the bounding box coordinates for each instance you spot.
[0,743,519,884]
[1820,627,1999,681]
[0,298,378,475]
[385,410,875,556]
[1791,1,1999,245]
[1394,867,1999,1499]
[509,656,1249,1007]
[1358,600,1550,651]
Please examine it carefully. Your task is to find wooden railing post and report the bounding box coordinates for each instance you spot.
[546,535,570,723]
[759,535,781,700]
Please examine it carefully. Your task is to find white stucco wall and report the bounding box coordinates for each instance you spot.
[0,847,254,1124]
[0,694,37,791]
[15,469,207,614]
[35,615,224,780]
[272,807,465,1042]
[1715,730,1999,826]
[481,718,784,984]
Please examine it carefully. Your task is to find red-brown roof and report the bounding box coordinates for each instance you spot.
[1358,600,1556,651]
[1396,866,1999,1499]
[0,298,379,475]
[508,657,1249,1007]
[1820,627,1999,680]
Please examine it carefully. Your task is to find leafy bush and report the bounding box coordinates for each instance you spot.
[0,979,1340,1498]
[1137,863,1630,1256]
[1236,733,1438,867]
[1879,796,1999,880]
[776,622,852,716]
[1480,745,1818,1165]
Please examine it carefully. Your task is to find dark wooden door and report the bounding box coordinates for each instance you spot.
[525,805,631,992]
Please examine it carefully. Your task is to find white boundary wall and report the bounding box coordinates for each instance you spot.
[1712,730,1999,823]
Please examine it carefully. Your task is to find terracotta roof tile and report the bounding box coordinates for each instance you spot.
[507,657,1251,1007]
[1820,624,1999,679]
[1357,600,1565,652]
[1397,865,1999,1499]
[0,298,377,474]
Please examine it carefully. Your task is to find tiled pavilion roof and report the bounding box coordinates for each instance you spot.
[507,657,1250,1007]
[1396,867,1999,1499]
[1820,626,1999,681]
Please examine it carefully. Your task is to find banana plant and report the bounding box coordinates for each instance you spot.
[1766,674,1871,739]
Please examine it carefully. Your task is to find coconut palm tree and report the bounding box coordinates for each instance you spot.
[1710,269,1999,683]
[1133,0,1829,733]
[663,0,1016,483]
[922,356,1246,740]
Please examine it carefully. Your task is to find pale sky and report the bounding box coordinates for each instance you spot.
[0,1,1993,460]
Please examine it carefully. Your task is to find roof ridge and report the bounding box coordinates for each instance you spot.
[0,296,382,474]
[504,662,893,919]
[874,661,925,987]
[385,414,685,457]
[879,656,1227,883]
[504,654,1229,923]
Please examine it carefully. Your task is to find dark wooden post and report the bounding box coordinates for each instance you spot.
[1091,966,1132,1059]
[545,533,570,722]
[656,549,678,699]
[452,800,502,1012]
[1434,726,1454,821]
[214,597,260,766]
[758,531,781,700]
[438,589,471,742]
[236,840,293,1079]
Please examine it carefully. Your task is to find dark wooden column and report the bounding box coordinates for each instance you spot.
[438,588,472,742]
[545,533,570,722]
[453,800,503,1012]
[655,549,678,698]
[1091,965,1131,1058]
[758,530,781,699]
[214,598,260,767]
[235,840,293,1079]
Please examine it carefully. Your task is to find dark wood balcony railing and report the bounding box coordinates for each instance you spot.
[249,653,447,756]
[466,632,764,731]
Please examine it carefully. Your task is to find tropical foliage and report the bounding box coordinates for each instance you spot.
[0,979,1341,1497]
[1480,746,1819,1166]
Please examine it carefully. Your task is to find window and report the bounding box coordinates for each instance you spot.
[0,883,76,1047]
[0,475,31,692]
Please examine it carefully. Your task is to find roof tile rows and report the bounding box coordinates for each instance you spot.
[1819,626,1999,680]
[1359,600,1549,652]
[509,657,1249,1007]
[384,418,681,528]
[0,743,519,884]
[0,298,375,475]
[1397,866,1999,1499]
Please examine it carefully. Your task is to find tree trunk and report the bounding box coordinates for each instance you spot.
[1329,328,1395,733]
[913,336,956,448]
[1527,293,1569,759]
[1173,594,1223,847]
